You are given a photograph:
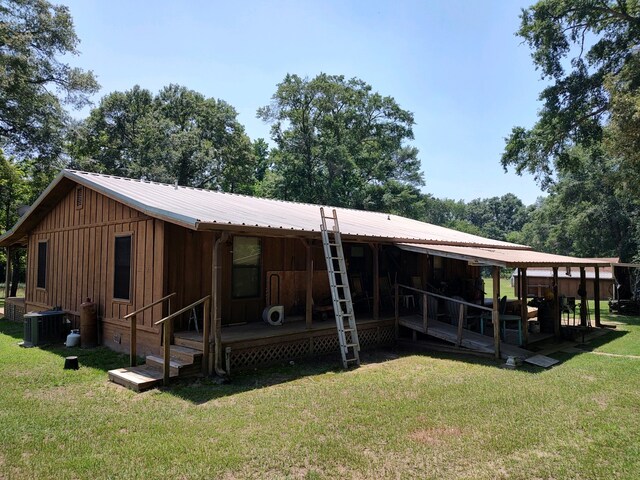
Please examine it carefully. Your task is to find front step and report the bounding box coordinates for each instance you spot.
[145,355,200,377]
[109,343,202,392]
[108,365,169,392]
[173,334,203,351]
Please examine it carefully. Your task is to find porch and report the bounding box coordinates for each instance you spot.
[173,315,396,373]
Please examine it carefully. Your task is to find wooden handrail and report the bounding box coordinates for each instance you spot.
[124,292,176,319]
[397,284,493,312]
[154,295,210,325]
[154,295,211,386]
[127,292,176,368]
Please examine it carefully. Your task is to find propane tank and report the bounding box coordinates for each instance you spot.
[80,297,98,348]
[66,329,81,348]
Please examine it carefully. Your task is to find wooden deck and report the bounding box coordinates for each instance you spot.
[399,314,559,366]
[174,315,397,372]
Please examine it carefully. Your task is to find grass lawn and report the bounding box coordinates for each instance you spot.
[1,315,640,479]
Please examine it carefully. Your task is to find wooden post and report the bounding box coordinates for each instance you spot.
[372,244,379,321]
[520,267,528,345]
[305,241,313,329]
[394,281,399,338]
[594,266,601,327]
[422,293,428,333]
[456,301,464,347]
[202,297,210,375]
[579,267,587,326]
[211,232,227,376]
[492,266,500,359]
[552,267,560,337]
[516,268,521,300]
[130,314,137,367]
[4,247,10,300]
[163,320,171,386]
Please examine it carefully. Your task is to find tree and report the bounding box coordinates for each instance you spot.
[0,0,99,159]
[464,194,530,241]
[502,0,640,187]
[257,73,423,208]
[515,146,637,258]
[69,85,257,192]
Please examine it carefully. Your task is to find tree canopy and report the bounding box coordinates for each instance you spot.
[0,0,99,159]
[502,0,640,188]
[257,74,424,212]
[69,84,257,192]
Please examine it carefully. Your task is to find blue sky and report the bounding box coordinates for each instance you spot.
[60,0,547,205]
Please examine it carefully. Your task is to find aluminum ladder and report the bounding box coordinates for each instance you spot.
[320,207,361,368]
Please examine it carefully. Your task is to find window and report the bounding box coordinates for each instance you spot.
[232,236,261,298]
[75,186,84,209]
[114,235,132,301]
[36,241,47,289]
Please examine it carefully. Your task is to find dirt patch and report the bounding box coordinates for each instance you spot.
[409,426,464,445]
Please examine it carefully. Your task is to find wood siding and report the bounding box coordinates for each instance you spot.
[25,186,165,356]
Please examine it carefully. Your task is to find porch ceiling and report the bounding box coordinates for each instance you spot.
[397,243,615,268]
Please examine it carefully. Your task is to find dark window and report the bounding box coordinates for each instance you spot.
[114,235,132,300]
[75,186,84,209]
[36,241,47,289]
[232,236,261,298]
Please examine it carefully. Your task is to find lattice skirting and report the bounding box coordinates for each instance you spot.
[5,301,25,323]
[226,324,396,372]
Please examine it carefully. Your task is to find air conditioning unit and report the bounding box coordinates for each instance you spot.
[22,310,65,347]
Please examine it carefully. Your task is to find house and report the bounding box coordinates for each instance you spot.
[511,263,616,300]
[0,170,616,389]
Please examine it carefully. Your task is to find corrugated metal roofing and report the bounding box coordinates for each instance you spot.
[46,170,528,247]
[512,267,613,280]
[398,243,614,268]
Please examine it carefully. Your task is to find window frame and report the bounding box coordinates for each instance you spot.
[113,232,134,303]
[231,236,262,299]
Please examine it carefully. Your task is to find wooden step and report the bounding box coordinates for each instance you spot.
[108,365,168,392]
[145,355,200,377]
[170,345,203,363]
[173,334,203,351]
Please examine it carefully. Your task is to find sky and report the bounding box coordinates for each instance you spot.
[60,0,547,205]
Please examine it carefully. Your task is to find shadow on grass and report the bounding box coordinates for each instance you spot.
[2,316,634,404]
[0,319,130,372]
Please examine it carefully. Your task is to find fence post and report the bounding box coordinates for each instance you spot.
[163,320,171,386]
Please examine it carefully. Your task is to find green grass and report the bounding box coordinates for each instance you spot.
[483,277,517,299]
[2,315,640,479]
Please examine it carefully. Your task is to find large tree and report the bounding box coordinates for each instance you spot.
[69,85,257,192]
[0,0,99,159]
[257,73,424,210]
[502,0,640,185]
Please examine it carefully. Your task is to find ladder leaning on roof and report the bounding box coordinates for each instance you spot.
[320,207,361,369]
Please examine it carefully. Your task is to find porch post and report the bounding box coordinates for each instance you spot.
[579,267,587,326]
[371,243,379,321]
[492,265,500,359]
[211,232,228,376]
[305,240,313,329]
[516,268,521,300]
[594,266,601,327]
[4,247,10,300]
[553,267,560,337]
[520,267,528,345]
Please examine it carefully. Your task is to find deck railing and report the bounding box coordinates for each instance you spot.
[155,295,210,386]
[396,284,493,347]
[123,292,176,367]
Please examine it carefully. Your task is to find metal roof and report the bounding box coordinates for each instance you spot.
[0,170,531,248]
[397,243,614,268]
[511,267,614,280]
